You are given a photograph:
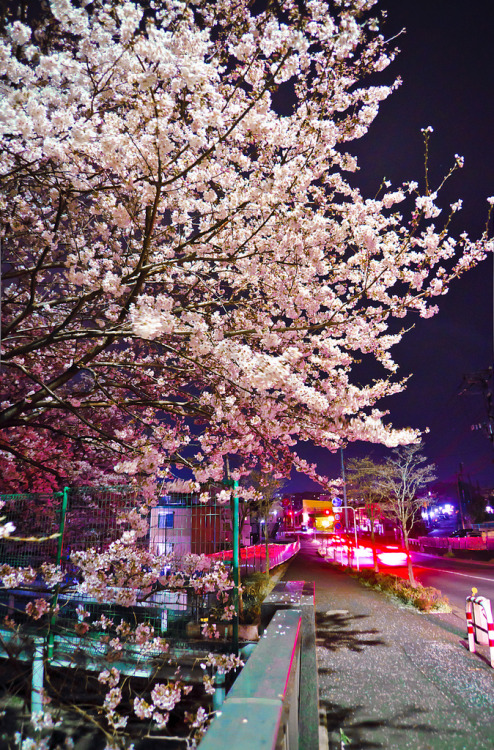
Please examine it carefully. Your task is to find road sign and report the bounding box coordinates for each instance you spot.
[333,498,342,507]
[334,521,343,531]
[334,513,340,521]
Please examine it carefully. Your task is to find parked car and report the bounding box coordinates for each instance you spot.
[449,529,482,538]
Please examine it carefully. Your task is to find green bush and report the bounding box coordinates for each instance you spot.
[350,569,451,613]
[241,572,272,624]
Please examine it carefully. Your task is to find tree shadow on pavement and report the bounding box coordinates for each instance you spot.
[320,701,464,749]
[315,610,386,653]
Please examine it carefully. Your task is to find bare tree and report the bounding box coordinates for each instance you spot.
[346,456,385,571]
[379,444,436,585]
[245,470,285,575]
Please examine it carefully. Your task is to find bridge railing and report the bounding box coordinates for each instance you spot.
[199,608,302,750]
[200,580,318,750]
[208,540,300,574]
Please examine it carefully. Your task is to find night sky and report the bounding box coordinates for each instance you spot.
[287,0,494,493]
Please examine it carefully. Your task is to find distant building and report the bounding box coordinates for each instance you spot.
[281,491,335,530]
[149,494,251,556]
[302,496,334,531]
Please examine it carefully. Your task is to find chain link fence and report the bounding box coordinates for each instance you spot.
[0,486,236,564]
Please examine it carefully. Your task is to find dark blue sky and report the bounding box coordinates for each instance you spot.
[287,0,494,493]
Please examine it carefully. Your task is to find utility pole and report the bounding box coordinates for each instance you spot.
[0,238,2,369]
[336,506,359,571]
[224,457,239,654]
[340,447,348,530]
[457,463,466,530]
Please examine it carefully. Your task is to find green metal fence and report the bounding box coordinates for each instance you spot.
[0,486,234,640]
[0,485,235,563]
[0,490,66,569]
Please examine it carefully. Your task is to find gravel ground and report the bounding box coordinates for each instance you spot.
[281,537,494,750]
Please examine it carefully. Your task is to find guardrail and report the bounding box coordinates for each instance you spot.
[412,536,494,551]
[199,608,302,750]
[209,540,300,574]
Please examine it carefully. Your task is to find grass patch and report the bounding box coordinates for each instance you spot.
[349,568,451,613]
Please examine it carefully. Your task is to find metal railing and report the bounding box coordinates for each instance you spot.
[209,540,300,574]
[413,536,494,551]
[199,608,302,750]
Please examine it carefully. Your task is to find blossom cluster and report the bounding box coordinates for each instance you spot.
[5,527,239,747]
[1,0,491,495]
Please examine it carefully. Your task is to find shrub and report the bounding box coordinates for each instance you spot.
[241,572,272,624]
[350,569,451,612]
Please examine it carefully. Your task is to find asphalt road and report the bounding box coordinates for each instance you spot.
[426,517,458,537]
[307,527,494,617]
[411,551,494,614]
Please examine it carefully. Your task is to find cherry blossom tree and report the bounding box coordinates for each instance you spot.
[1,0,492,496]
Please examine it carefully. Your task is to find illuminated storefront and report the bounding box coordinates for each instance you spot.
[302,496,334,531]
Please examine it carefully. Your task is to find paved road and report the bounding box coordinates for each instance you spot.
[281,537,494,750]
[313,529,494,616]
[426,518,457,537]
[412,552,494,614]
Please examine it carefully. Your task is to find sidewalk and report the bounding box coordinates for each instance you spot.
[281,537,494,750]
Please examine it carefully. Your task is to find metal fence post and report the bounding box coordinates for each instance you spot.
[232,479,239,654]
[48,486,69,658]
[31,637,44,716]
[56,486,69,566]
